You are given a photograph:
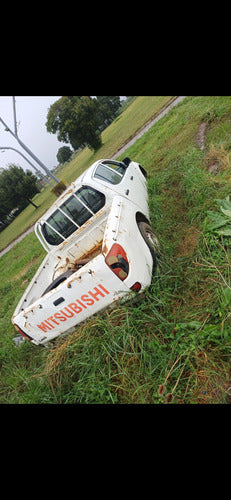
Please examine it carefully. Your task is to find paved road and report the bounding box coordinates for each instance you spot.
[0,96,187,259]
[0,224,35,258]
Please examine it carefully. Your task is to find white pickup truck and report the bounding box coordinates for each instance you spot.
[12,158,159,346]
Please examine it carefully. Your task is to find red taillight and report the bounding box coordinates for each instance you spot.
[14,323,32,341]
[105,243,129,281]
[130,282,141,292]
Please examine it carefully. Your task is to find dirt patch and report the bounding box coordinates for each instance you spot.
[196,122,207,151]
[207,161,220,174]
[203,144,230,175]
[191,355,231,404]
[176,226,200,258]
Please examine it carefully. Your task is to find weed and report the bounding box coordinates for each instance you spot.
[204,143,231,172]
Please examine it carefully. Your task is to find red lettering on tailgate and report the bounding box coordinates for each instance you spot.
[77,299,87,309]
[69,302,82,314]
[88,286,105,301]
[36,284,110,333]
[47,315,59,326]
[98,284,110,295]
[54,312,67,322]
[60,307,75,318]
[37,321,52,332]
[81,294,94,306]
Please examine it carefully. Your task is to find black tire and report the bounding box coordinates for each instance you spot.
[138,221,159,274]
[42,269,76,296]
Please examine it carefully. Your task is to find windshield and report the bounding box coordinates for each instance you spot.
[41,186,105,245]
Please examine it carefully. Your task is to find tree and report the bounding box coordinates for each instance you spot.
[95,96,121,129]
[97,96,121,120]
[57,146,73,164]
[0,185,11,222]
[15,169,40,208]
[46,96,102,152]
[0,165,40,222]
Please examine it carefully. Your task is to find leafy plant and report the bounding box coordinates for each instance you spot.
[205,196,231,236]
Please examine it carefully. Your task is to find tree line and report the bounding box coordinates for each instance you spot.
[46,96,122,153]
[0,166,39,230]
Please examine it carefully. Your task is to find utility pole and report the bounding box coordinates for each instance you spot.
[0,97,59,185]
[12,96,18,136]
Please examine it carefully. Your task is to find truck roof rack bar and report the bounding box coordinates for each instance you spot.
[57,206,80,229]
[35,222,51,252]
[72,192,94,216]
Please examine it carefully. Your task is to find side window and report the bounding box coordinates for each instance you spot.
[77,186,105,213]
[62,194,90,226]
[42,209,77,245]
[93,162,125,185]
[41,186,105,246]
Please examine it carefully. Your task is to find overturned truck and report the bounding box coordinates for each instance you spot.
[12,158,159,346]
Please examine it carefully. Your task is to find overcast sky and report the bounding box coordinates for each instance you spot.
[0,96,127,177]
[0,96,70,174]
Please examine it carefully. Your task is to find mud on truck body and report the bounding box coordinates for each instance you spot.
[12,158,159,346]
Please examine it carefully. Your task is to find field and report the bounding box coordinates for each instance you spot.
[1,95,231,404]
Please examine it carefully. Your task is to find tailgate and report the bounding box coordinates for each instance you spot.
[13,254,130,345]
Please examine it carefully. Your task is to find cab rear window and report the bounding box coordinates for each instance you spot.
[42,186,105,245]
[93,161,126,185]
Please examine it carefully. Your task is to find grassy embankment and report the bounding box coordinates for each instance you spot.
[1,96,231,403]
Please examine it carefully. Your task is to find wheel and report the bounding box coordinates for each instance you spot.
[138,221,160,274]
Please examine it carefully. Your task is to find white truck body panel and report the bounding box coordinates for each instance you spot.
[12,159,155,346]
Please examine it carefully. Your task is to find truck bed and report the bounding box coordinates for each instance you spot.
[13,208,109,317]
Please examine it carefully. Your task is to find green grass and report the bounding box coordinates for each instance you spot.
[0,96,173,252]
[1,95,231,404]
